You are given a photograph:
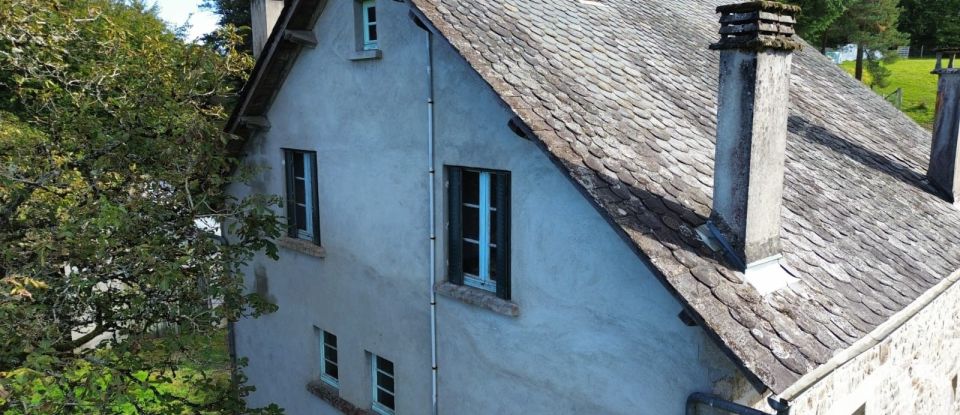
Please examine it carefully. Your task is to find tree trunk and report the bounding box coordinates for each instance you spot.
[855,43,865,80]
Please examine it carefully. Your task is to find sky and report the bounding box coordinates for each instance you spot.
[150,0,220,41]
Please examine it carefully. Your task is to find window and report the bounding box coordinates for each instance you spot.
[283,149,320,244]
[447,167,511,300]
[371,354,395,415]
[361,0,378,50]
[317,328,339,388]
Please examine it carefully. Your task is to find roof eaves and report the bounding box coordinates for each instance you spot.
[225,0,329,137]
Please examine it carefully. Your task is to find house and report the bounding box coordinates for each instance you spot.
[224,0,960,413]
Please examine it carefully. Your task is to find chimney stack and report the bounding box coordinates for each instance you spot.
[251,0,285,59]
[707,1,801,283]
[928,48,960,203]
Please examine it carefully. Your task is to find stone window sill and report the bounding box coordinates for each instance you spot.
[349,49,382,61]
[277,236,326,258]
[306,380,371,415]
[436,282,520,317]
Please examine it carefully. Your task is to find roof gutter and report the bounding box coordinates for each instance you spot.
[775,266,960,402]
[687,393,786,415]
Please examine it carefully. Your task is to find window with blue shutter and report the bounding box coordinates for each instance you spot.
[283,149,321,244]
[447,166,511,300]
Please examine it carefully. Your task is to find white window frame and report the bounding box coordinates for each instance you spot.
[371,354,395,415]
[318,329,339,388]
[292,152,315,241]
[361,0,378,50]
[462,171,497,293]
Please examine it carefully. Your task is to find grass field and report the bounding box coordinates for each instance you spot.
[840,58,939,129]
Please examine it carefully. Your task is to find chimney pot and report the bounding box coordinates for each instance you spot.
[707,1,800,293]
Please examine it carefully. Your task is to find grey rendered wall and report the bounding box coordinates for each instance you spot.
[232,1,433,414]
[428,18,738,415]
[230,1,742,414]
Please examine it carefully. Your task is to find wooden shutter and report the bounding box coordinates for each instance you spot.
[308,152,322,245]
[494,172,511,300]
[447,167,464,285]
[284,150,298,238]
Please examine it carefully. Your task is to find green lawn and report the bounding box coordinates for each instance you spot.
[840,58,939,129]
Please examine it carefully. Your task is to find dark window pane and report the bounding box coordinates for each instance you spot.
[293,153,304,177]
[369,25,378,41]
[295,205,307,230]
[323,332,336,346]
[325,361,338,378]
[489,209,497,242]
[377,357,393,373]
[489,246,498,282]
[462,170,479,205]
[490,174,499,207]
[463,206,479,240]
[324,346,337,362]
[367,6,376,23]
[377,357,393,374]
[462,241,479,276]
[377,389,395,409]
[295,179,306,204]
[377,373,394,391]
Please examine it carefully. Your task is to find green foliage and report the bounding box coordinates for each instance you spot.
[783,0,856,47]
[201,0,253,53]
[898,0,960,54]
[0,0,283,413]
[864,52,895,88]
[841,58,940,128]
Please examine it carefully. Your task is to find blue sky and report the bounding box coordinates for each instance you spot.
[151,0,219,40]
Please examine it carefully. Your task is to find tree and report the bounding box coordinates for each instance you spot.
[784,0,856,50]
[0,0,283,413]
[202,0,253,53]
[828,0,907,80]
[899,0,960,56]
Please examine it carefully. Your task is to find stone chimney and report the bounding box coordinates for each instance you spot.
[707,1,801,285]
[928,48,960,203]
[251,0,285,59]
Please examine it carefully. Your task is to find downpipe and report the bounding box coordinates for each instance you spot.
[686,393,789,415]
[413,13,440,415]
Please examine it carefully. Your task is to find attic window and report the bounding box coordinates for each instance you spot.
[361,0,378,50]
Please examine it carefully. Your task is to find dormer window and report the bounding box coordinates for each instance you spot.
[361,0,378,50]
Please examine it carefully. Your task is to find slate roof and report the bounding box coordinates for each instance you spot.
[228,0,960,395]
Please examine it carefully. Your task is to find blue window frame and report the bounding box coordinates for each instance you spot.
[283,149,320,244]
[371,354,395,415]
[361,0,378,50]
[447,167,511,300]
[317,328,339,388]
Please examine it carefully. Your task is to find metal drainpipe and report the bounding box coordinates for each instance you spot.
[423,21,439,415]
[686,392,788,415]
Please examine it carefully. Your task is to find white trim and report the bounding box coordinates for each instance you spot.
[460,171,497,293]
[478,172,491,282]
[371,354,395,415]
[361,0,378,51]
[318,329,339,388]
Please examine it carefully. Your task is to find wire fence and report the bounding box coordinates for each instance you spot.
[885,88,904,110]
